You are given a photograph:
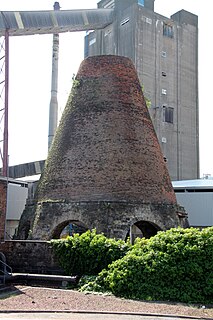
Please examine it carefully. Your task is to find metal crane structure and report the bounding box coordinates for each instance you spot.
[0,32,9,177]
[0,5,113,177]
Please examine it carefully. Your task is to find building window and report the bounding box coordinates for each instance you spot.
[146,17,152,24]
[162,51,167,58]
[163,22,174,38]
[89,38,96,46]
[138,0,144,6]
[104,29,112,37]
[162,89,167,95]
[142,16,152,24]
[120,18,130,26]
[103,0,115,9]
[163,106,174,124]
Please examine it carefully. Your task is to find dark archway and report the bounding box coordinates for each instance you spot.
[18,220,31,240]
[135,220,161,238]
[51,220,88,239]
[126,220,162,243]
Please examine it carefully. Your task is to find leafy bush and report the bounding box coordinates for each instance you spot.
[82,227,213,304]
[51,229,130,276]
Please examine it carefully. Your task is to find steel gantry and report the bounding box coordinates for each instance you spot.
[0,31,9,177]
[0,5,113,177]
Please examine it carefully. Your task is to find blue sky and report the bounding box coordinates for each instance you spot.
[0,0,211,178]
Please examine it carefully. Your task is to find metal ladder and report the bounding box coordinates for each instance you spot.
[0,252,12,285]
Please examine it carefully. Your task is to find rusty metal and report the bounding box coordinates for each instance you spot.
[2,30,9,177]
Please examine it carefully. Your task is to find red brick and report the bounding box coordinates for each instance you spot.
[37,55,176,204]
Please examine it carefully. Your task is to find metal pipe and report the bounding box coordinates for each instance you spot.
[2,30,9,177]
[48,2,60,150]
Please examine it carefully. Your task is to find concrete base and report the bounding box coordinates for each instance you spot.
[18,200,188,241]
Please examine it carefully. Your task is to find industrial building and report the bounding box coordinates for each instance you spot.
[0,0,199,180]
[0,1,203,241]
[173,179,213,228]
[1,175,212,240]
[85,0,199,181]
[0,177,28,240]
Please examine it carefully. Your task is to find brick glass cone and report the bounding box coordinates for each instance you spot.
[17,56,188,240]
[38,55,176,204]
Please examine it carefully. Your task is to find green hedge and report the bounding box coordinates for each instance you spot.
[51,229,130,276]
[82,227,213,304]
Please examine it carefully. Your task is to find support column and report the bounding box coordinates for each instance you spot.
[2,30,9,177]
[48,2,60,150]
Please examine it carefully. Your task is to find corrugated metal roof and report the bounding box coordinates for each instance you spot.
[0,9,114,36]
[172,179,213,189]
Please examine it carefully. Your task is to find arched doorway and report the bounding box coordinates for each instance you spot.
[126,220,162,243]
[17,220,31,240]
[51,220,88,239]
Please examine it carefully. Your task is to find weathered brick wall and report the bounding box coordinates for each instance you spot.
[0,240,61,274]
[31,201,187,240]
[0,179,7,241]
[36,55,176,204]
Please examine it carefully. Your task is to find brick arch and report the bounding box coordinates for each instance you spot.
[134,220,162,238]
[124,218,163,242]
[51,220,88,239]
[30,201,183,241]
[30,202,93,240]
[18,220,31,240]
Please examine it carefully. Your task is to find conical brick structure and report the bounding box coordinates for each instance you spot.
[18,55,188,240]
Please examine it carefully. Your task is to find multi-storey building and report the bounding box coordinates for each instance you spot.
[84,0,199,181]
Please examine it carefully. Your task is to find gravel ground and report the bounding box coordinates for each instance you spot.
[0,286,212,318]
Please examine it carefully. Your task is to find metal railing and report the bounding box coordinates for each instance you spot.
[0,253,12,285]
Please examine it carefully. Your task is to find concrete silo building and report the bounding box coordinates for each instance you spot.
[85,0,199,181]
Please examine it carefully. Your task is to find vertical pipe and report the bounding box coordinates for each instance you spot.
[2,30,9,177]
[130,224,133,245]
[195,24,199,178]
[48,2,60,150]
[176,25,180,180]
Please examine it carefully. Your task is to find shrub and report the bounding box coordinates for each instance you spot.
[51,229,130,276]
[83,227,213,304]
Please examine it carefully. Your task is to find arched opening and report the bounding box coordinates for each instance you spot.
[18,220,31,240]
[51,220,88,239]
[126,220,162,243]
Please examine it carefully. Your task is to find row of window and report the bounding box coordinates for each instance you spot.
[161,90,174,124]
[119,17,174,40]
[161,49,172,123]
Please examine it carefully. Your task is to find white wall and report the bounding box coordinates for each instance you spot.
[6,183,28,220]
[176,192,213,227]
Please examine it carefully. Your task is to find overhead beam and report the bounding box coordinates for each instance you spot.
[0,9,114,36]
[2,160,46,179]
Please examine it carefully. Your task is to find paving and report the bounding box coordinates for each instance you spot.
[0,312,202,320]
[0,286,210,320]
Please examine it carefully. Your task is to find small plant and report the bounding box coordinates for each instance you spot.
[81,227,213,304]
[51,229,130,276]
[141,84,151,108]
[71,73,81,89]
